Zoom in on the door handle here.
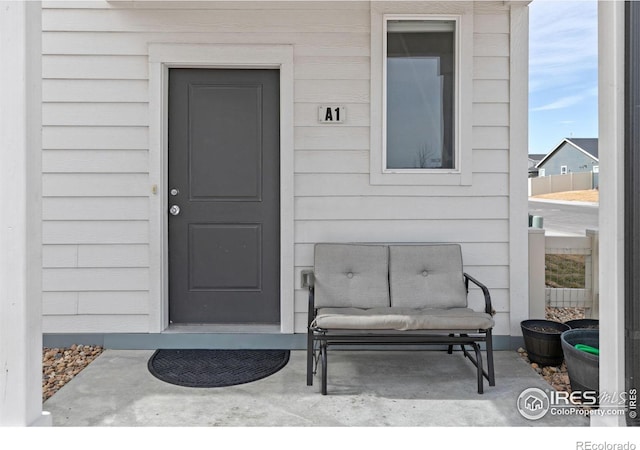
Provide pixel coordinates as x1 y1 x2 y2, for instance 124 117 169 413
169 205 181 216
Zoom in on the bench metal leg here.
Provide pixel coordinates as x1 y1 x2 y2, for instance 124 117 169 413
320 341 328 395
486 329 495 386
459 336 486 394
471 342 484 394
447 334 454 354
307 331 314 386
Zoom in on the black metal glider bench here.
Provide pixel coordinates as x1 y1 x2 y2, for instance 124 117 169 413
303 243 496 395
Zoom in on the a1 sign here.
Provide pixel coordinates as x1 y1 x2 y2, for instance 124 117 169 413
318 105 346 123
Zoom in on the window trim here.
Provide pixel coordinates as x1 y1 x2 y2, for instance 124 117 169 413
370 9 473 186
383 15 460 174
561 165 568 175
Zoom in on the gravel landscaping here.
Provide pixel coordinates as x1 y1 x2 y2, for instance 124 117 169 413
42 344 103 402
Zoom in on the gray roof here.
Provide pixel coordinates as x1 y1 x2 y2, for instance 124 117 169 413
567 138 598 159
528 153 547 162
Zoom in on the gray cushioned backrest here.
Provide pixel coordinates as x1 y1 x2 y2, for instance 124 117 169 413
314 244 390 308
389 244 467 309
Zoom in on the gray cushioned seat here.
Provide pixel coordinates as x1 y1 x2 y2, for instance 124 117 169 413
314 243 390 309
312 307 494 331
389 244 468 309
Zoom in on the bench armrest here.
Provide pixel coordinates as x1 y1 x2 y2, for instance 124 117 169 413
464 273 495 316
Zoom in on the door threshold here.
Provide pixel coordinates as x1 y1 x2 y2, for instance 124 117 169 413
165 324 282 334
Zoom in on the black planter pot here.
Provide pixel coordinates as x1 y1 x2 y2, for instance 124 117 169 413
561 329 599 395
521 319 570 366
565 319 599 330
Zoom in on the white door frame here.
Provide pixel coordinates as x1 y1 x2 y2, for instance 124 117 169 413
148 44 295 333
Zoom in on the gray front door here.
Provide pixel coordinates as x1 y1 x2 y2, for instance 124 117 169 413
168 69 280 325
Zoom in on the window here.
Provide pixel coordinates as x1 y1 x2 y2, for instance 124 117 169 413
539 168 546 177
592 165 599 173
370 11 473 186
561 165 568 175
385 19 457 171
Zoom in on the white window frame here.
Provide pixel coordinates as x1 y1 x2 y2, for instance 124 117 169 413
592 165 599 173
561 165 568 175
370 9 473 186
539 168 546 177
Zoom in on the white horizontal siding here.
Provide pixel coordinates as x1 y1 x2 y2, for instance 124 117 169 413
473 33 509 57
43 221 149 244
294 196 509 220
43 244 150 268
472 150 510 173
295 126 369 150
43 103 148 126
43 149 149 173
473 103 509 127
294 173 509 197
43 31 371 57
43 315 149 333
43 1 371 10
294 220 509 244
78 292 149 315
294 150 369 174
42 9 370 33
295 56 369 80
43 55 148 79
474 56 509 80
43 126 148 150
43 268 148 291
43 197 149 220
42 291 149 315
474 12 510 34
43 174 149 197
43 292 78 315
43 79 148 102
295 80 369 103
472 127 510 150
473 80 509 103
41 1 516 337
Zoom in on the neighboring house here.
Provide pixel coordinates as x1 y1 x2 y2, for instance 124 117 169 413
535 138 599 178
527 153 545 177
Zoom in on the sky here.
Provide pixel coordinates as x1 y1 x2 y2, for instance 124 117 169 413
528 0 598 155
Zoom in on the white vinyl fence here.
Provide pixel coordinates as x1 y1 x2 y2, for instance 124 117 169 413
528 228 599 319
529 172 596 196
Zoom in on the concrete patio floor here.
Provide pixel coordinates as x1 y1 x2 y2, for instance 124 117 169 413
42 349 590 427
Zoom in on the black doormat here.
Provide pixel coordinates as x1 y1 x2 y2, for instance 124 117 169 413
147 349 290 388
